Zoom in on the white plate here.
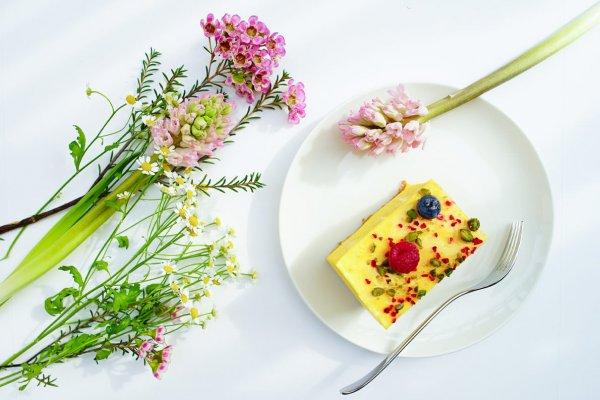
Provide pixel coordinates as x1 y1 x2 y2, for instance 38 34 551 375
278 83 553 356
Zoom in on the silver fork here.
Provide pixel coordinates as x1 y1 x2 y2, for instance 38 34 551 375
340 221 524 395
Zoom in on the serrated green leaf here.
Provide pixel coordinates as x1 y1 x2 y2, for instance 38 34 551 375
58 265 83 289
94 348 112 361
68 125 86 171
115 236 129 249
44 287 79 316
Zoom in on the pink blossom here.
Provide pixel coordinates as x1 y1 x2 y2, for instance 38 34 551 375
221 14 241 34
238 15 269 45
153 94 234 167
138 340 154 358
338 85 428 156
153 362 168 380
200 13 221 37
283 80 306 124
154 326 166 344
266 33 286 61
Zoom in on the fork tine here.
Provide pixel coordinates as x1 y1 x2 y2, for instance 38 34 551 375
496 222 519 269
499 221 523 272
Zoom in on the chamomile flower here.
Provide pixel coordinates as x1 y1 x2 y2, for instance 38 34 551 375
143 115 157 127
183 226 199 241
116 191 131 200
202 276 211 285
213 217 222 227
227 227 236 237
137 156 159 175
155 145 175 159
125 93 140 108
161 261 177 275
175 202 189 220
156 183 177 196
183 183 197 201
203 288 211 298
178 289 190 306
165 171 187 187
249 269 258 280
169 280 180 293
226 264 238 276
85 84 93 98
186 213 202 230
186 301 202 321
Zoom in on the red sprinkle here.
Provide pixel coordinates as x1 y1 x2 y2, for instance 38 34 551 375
448 237 454 243
473 237 483 245
449 215 455 220
421 274 429 278
413 220 420 226
372 233 377 238
420 223 427 229
365 279 371 284
451 222 457 227
434 232 439 237
392 318 397 323
442 257 449 264
432 246 438 252
370 259 377 267
445 200 452 206
436 214 444 221
398 224 403 228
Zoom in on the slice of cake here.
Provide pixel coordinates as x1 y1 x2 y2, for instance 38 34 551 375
326 180 486 329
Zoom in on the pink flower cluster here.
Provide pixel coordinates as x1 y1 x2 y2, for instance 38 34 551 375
338 85 428 156
282 80 306 124
151 93 233 167
137 326 173 379
201 13 286 103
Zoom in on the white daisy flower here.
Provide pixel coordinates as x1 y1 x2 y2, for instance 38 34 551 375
137 156 159 175
175 202 189 220
154 145 175 159
178 289 190 306
125 93 140 108
156 183 177 196
186 213 202 230
161 261 177 275
186 300 201 321
165 171 187 187
143 115 157 127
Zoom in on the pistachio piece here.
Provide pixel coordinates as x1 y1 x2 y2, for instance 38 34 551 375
417 289 427 298
467 218 480 232
460 228 473 242
386 288 396 297
415 237 423 248
405 231 422 242
395 303 404 311
418 188 431 196
444 268 453 277
429 258 441 267
369 243 376 253
371 287 385 296
406 209 418 222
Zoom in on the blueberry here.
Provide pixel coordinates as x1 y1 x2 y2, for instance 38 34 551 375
417 195 441 219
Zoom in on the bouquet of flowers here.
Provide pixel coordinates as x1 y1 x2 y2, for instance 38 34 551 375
0 13 305 390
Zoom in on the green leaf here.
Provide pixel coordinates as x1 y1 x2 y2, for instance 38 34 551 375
58 265 83 289
115 236 129 249
68 125 86 171
111 284 141 312
44 287 79 316
94 348 112 361
104 142 120 152
60 333 101 357
105 317 131 335
93 260 109 272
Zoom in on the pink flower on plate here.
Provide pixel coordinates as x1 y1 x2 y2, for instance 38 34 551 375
138 340 154 358
337 85 428 156
283 79 306 124
201 13 221 37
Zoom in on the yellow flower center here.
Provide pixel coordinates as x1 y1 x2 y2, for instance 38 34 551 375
188 214 199 227
180 292 189 303
203 276 210 284
160 146 171 156
170 281 179 292
126 94 137 105
163 264 174 274
190 306 199 319
175 177 186 185
178 208 187 218
140 161 153 172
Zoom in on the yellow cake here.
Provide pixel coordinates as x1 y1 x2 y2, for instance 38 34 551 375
326 180 486 329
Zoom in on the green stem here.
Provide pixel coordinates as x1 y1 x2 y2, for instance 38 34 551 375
417 2 600 123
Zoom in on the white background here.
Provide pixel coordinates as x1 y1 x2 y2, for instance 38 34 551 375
0 0 599 399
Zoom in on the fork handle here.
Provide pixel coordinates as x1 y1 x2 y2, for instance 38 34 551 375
340 291 468 395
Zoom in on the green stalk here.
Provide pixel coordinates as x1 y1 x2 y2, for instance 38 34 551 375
0 171 146 305
417 2 600 123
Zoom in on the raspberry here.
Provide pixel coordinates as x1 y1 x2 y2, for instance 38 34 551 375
388 241 420 274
